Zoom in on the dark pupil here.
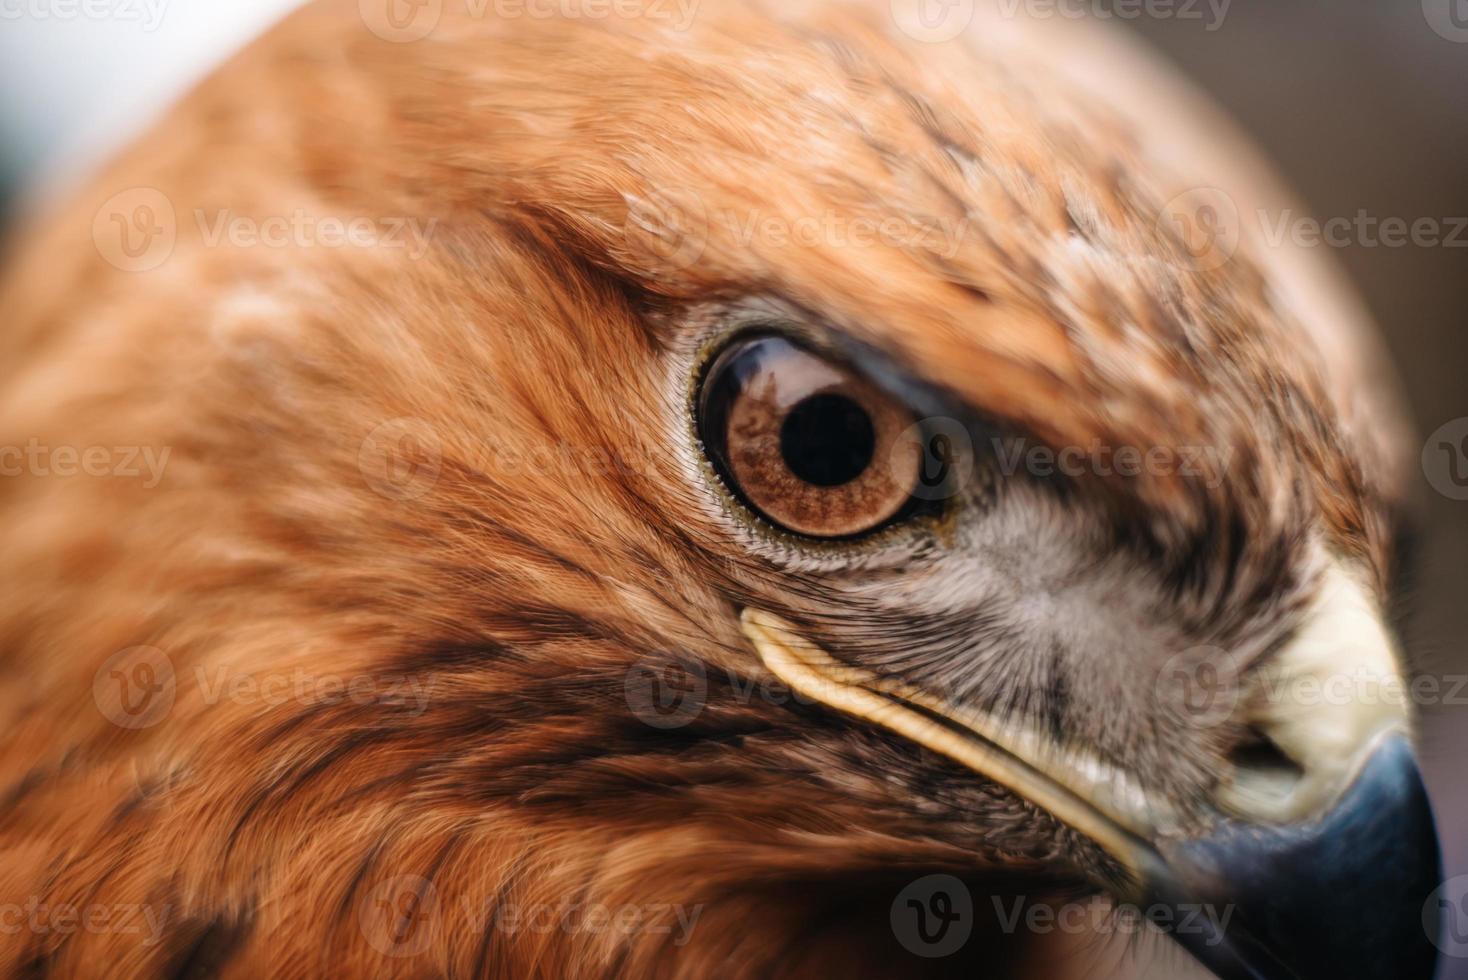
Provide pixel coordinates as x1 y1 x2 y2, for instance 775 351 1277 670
779 393 876 487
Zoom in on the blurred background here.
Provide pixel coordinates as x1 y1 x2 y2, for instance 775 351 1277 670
0 0 1463 975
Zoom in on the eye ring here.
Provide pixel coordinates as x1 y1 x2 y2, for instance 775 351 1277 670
697 334 925 539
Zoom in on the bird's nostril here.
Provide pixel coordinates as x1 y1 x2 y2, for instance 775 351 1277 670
1226 727 1306 811
1214 562 1414 826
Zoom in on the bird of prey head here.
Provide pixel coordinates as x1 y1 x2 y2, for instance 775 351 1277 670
0 1 1442 978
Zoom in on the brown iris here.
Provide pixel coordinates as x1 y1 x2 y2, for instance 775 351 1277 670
698 335 921 538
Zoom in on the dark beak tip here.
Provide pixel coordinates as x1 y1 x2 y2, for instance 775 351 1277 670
1153 734 1443 980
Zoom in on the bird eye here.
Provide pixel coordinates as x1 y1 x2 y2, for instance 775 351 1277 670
697 335 923 538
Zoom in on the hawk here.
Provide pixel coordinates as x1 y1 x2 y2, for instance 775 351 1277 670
0 1 1441 978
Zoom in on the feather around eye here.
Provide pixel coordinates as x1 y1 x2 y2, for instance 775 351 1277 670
698 334 921 538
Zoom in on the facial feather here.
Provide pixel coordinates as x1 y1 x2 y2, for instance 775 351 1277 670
0 1 1408 978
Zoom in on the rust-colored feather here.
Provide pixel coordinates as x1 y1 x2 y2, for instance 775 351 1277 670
0 2 1407 977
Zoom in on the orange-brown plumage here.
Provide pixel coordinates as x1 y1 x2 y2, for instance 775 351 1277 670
0 2 1427 978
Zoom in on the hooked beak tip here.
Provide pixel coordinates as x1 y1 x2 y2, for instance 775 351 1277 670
1150 734 1442 980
